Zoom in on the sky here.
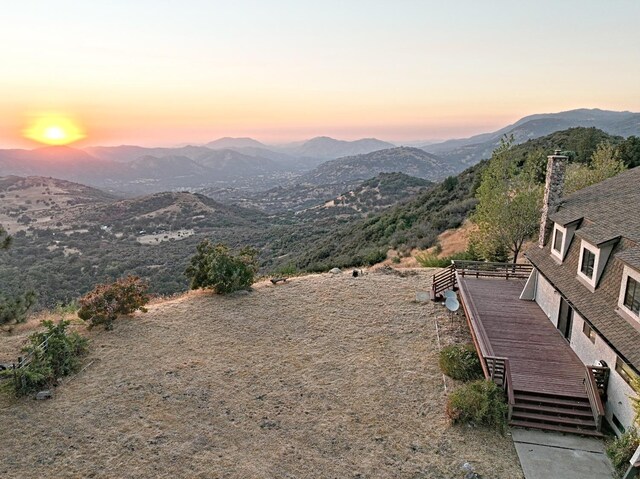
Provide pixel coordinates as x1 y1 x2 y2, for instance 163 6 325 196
1 0 639 148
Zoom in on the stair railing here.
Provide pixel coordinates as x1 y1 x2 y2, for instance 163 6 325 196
431 263 457 298
584 366 605 432
485 355 515 421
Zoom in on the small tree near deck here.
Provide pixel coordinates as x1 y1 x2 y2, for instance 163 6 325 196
472 137 542 264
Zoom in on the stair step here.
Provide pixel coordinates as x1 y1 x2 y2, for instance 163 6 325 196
513 403 594 418
514 393 591 409
511 411 596 427
510 420 604 438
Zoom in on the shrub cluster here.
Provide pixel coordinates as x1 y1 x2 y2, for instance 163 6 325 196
78 275 150 330
439 344 484 381
2 320 88 396
185 240 258 294
606 427 639 478
446 379 508 432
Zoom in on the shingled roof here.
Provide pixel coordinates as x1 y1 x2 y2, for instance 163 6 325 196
550 166 640 242
527 166 640 372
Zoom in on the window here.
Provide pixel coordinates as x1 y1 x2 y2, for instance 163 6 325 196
581 248 596 278
553 228 563 253
582 322 596 343
623 276 640 315
615 356 638 387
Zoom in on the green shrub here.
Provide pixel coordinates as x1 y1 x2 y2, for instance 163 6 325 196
363 249 387 266
272 261 299 277
2 319 88 396
78 275 150 330
446 380 508 432
606 427 639 478
391 256 401 264
439 344 484 381
185 240 258 294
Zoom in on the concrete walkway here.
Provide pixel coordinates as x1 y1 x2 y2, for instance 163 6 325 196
512 429 614 479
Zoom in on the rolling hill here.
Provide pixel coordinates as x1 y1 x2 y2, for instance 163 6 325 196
299 147 452 186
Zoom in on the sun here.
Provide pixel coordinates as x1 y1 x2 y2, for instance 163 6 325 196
23 114 86 146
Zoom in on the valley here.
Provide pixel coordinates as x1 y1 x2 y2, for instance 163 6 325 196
1 112 639 310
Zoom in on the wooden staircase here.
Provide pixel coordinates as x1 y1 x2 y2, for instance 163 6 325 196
509 390 603 437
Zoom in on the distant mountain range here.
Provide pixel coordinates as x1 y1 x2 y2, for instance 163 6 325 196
1 109 638 195
422 108 640 167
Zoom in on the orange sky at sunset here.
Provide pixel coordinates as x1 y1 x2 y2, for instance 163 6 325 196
1 1 639 148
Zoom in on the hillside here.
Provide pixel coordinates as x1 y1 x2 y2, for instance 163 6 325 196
300 147 452 186
0 180 270 306
280 126 640 272
298 173 433 220
0 271 523 479
0 176 118 233
423 108 640 168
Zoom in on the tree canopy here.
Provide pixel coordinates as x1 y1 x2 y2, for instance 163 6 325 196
564 142 627 194
471 137 543 264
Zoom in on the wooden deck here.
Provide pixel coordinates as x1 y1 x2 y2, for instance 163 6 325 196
457 276 588 398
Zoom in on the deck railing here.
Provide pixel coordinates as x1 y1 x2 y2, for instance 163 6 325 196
431 260 533 300
432 264 456 298
585 366 605 432
485 356 515 420
453 260 533 279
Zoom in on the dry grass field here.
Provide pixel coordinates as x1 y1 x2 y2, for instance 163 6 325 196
0 268 523 479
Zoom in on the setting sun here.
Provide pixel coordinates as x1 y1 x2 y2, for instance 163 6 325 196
22 114 86 146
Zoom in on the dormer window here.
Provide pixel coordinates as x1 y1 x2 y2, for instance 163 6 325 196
624 277 640 315
581 249 596 279
619 265 640 321
550 221 579 262
553 228 563 253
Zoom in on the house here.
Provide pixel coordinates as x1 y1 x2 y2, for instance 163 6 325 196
431 151 639 437
525 152 640 435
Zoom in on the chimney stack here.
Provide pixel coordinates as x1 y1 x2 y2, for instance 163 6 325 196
538 150 567 248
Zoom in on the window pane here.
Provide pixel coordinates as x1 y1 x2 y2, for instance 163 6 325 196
581 249 595 278
553 229 563 252
624 277 640 315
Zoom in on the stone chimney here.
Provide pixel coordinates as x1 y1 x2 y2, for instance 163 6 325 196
538 150 568 248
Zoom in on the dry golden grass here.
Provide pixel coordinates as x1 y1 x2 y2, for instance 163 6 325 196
0 269 523 479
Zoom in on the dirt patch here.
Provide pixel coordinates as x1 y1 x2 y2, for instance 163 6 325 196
0 270 522 479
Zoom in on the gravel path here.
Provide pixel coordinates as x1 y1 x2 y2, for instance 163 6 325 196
0 268 523 478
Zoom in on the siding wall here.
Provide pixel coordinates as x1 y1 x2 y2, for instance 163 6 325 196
534 270 638 433
535 272 561 327
570 312 638 433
